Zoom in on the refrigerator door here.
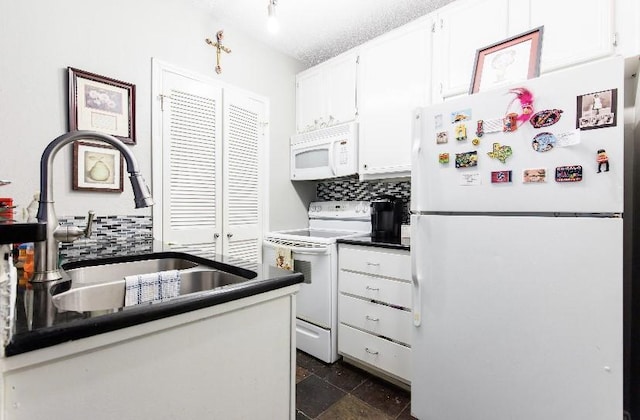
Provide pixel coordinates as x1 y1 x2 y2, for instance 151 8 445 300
411 214 623 420
411 57 624 214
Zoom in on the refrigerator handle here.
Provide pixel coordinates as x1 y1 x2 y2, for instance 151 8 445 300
410 217 422 327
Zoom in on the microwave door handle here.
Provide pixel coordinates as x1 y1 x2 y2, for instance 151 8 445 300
328 140 336 176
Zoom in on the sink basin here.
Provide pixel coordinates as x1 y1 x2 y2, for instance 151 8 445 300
51 254 256 313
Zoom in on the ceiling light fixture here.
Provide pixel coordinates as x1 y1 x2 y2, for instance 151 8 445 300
267 0 279 34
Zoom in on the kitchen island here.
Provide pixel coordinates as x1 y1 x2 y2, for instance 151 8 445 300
1 240 303 420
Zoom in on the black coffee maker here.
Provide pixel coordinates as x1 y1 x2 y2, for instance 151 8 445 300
370 195 403 241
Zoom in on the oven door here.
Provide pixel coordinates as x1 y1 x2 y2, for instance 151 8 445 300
263 239 335 328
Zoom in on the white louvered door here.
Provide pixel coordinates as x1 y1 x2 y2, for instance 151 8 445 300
153 61 266 262
160 71 223 253
222 90 265 263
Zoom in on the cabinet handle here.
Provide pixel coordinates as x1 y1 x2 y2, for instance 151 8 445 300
365 315 379 322
365 286 380 291
365 347 379 355
366 262 380 267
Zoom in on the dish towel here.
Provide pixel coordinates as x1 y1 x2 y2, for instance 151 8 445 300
124 270 181 306
275 247 293 271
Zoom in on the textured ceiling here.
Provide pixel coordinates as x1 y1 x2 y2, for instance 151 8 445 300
198 0 455 68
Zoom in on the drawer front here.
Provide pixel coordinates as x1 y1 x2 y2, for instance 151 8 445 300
339 270 411 309
339 245 410 280
339 294 412 345
338 324 411 383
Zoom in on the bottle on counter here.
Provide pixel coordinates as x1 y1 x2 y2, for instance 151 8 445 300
24 193 39 223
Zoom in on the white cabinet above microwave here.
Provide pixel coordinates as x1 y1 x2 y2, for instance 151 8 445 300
290 122 358 181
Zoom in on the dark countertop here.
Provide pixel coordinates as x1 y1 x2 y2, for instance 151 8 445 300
338 235 411 251
5 240 303 357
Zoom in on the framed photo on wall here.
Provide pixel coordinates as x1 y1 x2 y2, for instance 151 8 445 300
68 67 136 145
469 27 544 94
73 141 124 192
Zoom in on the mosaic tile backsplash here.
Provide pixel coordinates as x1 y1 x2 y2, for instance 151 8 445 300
317 179 411 224
59 215 153 260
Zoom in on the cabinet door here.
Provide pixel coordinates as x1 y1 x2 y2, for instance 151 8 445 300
222 89 266 263
159 69 223 251
323 52 358 126
296 68 325 132
530 0 613 72
434 0 510 99
358 20 431 178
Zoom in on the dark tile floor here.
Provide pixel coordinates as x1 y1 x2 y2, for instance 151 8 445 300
296 351 417 419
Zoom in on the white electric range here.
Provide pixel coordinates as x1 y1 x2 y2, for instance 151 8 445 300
263 201 371 363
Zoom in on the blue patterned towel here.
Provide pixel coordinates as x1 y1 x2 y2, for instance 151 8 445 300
124 270 181 306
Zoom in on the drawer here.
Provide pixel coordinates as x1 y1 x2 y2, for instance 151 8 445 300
339 294 412 345
339 270 411 309
339 245 410 280
338 324 411 383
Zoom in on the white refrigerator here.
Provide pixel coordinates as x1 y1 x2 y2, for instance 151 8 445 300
411 57 624 420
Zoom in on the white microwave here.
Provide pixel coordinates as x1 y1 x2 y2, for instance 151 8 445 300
290 122 358 181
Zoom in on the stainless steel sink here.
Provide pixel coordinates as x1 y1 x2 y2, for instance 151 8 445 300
51 255 256 313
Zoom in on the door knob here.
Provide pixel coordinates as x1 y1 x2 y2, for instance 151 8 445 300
214 233 220 239
227 233 233 238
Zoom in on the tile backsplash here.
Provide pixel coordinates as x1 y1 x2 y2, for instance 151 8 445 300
317 178 411 224
59 215 153 260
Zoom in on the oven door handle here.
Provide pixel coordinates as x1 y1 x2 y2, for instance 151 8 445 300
263 240 330 255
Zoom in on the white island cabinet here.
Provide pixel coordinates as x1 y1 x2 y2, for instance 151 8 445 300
338 244 412 386
0 285 298 420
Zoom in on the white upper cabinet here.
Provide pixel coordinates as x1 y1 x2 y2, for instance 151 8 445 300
529 0 614 72
296 51 358 133
432 0 511 99
433 0 616 100
358 18 431 179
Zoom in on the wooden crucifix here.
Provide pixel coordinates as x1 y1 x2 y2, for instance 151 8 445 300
205 30 232 74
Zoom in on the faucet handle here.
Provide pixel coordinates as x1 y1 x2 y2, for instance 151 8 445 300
83 210 95 238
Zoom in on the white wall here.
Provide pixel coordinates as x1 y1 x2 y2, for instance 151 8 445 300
0 0 312 231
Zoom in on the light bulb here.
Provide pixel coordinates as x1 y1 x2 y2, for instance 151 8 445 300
267 1 279 34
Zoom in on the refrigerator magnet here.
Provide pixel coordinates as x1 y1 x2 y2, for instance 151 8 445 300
483 118 503 133
523 168 547 183
555 131 581 148
503 113 518 132
596 149 610 173
439 153 450 164
459 172 481 186
531 132 556 153
455 123 468 141
472 138 481 146
530 109 563 128
476 120 484 137
436 131 449 144
451 109 472 123
491 170 512 183
487 143 513 163
555 165 583 182
434 114 443 129
576 89 617 130
455 151 478 168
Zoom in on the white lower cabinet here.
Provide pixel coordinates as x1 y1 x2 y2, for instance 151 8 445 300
0 286 299 420
338 244 412 384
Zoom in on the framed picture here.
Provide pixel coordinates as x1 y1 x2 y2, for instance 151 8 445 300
576 88 617 130
469 27 544 94
68 67 136 145
73 141 124 192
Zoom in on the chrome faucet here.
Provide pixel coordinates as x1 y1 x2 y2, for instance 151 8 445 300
31 131 154 283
